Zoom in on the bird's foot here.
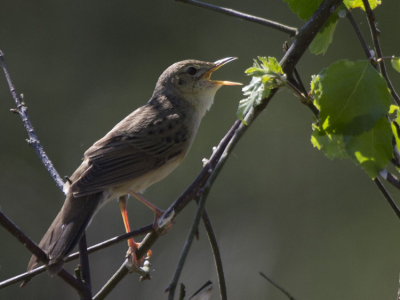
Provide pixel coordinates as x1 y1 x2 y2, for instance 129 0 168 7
125 245 152 280
126 240 152 267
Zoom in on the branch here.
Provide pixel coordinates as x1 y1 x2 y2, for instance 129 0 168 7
188 281 213 299
361 0 400 105
280 0 344 78
78 233 92 299
282 42 319 117
93 258 150 300
178 283 186 300
0 209 90 295
0 224 153 289
201 210 226 300
374 175 400 220
0 50 65 190
259 272 296 300
381 170 400 192
175 0 298 36
346 8 373 61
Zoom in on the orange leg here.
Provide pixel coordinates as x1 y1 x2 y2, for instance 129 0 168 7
118 195 151 266
128 190 165 230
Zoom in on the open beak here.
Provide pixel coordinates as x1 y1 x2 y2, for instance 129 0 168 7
205 57 242 86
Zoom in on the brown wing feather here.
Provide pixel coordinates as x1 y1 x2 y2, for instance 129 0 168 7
69 101 191 196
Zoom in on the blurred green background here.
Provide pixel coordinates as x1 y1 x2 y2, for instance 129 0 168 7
1 0 400 299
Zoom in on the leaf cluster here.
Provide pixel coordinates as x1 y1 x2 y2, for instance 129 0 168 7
311 60 392 178
237 57 284 123
238 0 399 179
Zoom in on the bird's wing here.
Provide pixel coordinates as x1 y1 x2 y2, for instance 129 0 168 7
69 103 190 196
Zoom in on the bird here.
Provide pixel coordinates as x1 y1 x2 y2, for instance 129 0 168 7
25 57 241 278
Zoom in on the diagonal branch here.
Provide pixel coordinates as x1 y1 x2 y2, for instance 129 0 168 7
0 50 65 190
0 224 153 289
280 0 344 78
0 209 90 296
201 209 226 300
175 0 297 36
78 233 92 299
260 272 296 300
346 8 373 61
375 175 400 220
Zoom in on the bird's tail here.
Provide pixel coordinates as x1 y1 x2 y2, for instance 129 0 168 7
26 193 102 277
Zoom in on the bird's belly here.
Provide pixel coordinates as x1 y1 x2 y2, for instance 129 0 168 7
110 156 185 198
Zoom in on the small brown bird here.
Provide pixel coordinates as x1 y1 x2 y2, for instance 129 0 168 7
26 57 240 276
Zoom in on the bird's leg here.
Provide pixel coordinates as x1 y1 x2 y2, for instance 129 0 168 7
118 195 151 267
128 191 166 231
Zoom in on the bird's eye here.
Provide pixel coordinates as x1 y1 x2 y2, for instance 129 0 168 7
186 67 197 75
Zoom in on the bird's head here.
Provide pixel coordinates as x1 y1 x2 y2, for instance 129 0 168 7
156 57 241 117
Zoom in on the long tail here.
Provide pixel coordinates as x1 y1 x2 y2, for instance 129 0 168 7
26 192 102 276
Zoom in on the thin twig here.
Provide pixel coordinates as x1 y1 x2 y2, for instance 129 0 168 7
282 75 319 117
0 224 153 289
188 281 212 299
293 68 307 97
259 272 296 300
379 169 400 190
178 283 186 300
0 209 89 294
175 0 297 36
58 269 90 298
374 177 400 220
361 0 400 105
282 42 319 117
78 233 92 299
0 50 65 190
346 8 373 61
202 210 227 300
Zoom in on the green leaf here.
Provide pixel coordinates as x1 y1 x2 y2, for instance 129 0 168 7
237 57 284 122
389 105 400 115
390 106 400 156
391 121 400 154
309 19 338 55
315 60 391 135
311 124 348 159
284 0 323 20
312 117 393 178
391 57 400 73
345 117 392 178
344 0 381 10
